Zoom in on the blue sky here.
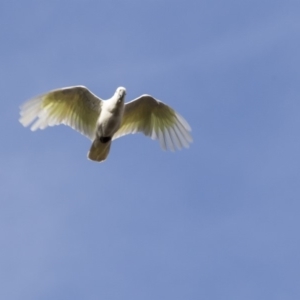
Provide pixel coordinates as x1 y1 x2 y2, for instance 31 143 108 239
1 0 300 299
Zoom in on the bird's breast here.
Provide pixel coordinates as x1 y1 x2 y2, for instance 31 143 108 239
97 108 123 137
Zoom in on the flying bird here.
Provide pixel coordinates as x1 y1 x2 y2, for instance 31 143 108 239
19 86 192 162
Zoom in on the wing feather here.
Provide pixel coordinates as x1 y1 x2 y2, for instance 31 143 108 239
113 95 192 150
19 86 101 140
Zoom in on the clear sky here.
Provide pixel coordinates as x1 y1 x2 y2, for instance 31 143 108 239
1 0 300 299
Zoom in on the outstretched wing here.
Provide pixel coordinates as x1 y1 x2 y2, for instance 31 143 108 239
113 95 192 151
19 86 101 140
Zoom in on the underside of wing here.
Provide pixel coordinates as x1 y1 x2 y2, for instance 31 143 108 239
19 86 101 140
113 95 192 151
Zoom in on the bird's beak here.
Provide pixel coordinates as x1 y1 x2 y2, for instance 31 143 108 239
119 90 125 99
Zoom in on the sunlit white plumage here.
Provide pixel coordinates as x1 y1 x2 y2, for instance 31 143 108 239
19 86 192 162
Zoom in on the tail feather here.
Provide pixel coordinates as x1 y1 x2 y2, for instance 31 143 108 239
88 139 111 162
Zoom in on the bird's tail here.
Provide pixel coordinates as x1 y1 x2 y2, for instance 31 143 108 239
88 139 112 162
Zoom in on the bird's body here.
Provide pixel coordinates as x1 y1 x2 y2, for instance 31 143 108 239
96 89 125 139
19 86 192 162
88 87 125 161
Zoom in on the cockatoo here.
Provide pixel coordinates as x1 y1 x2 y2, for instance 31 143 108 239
19 86 192 162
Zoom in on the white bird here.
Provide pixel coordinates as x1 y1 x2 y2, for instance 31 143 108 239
19 86 192 162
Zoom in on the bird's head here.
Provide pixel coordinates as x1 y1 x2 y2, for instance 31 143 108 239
115 87 126 104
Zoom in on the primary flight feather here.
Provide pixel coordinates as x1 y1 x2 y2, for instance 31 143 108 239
19 86 192 162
